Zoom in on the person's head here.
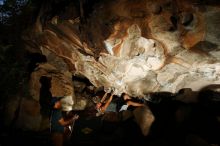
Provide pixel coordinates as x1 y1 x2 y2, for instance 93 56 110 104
121 93 131 100
51 97 63 109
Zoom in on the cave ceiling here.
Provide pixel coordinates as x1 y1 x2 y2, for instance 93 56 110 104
23 0 220 97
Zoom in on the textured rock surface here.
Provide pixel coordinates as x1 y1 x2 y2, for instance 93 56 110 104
29 63 75 111
23 0 220 97
133 105 155 136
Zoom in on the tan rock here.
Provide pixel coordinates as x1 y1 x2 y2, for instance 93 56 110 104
24 0 220 97
133 105 155 136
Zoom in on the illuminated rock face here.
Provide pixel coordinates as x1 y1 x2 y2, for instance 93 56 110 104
24 0 220 97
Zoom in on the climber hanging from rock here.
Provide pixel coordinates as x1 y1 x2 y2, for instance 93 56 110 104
94 87 145 117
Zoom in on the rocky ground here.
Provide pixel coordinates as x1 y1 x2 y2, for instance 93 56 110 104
1 96 220 146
